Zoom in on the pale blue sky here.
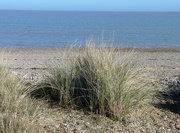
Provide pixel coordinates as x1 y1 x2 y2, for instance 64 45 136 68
0 0 180 12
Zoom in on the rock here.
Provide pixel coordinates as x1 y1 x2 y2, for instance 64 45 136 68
175 119 180 130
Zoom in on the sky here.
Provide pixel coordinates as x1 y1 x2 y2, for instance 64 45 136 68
0 0 180 12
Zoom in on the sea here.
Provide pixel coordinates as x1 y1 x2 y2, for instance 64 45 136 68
0 10 180 48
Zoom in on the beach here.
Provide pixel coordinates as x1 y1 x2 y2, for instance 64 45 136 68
1 48 180 78
1 9 180 133
0 47 180 88
0 48 180 132
2 48 180 66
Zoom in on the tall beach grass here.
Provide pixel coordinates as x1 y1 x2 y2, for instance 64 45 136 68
0 60 46 132
31 40 154 120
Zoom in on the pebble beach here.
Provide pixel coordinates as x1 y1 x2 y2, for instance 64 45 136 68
1 48 180 68
1 48 180 80
0 47 180 132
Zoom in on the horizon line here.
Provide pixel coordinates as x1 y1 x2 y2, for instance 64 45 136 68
0 9 180 13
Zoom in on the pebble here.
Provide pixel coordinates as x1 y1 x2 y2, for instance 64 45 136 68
22 72 43 84
175 119 180 130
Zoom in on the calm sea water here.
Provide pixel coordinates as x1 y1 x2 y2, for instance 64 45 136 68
0 10 180 48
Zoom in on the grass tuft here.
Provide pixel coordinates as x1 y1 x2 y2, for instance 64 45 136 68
0 64 46 132
31 40 154 120
70 44 153 119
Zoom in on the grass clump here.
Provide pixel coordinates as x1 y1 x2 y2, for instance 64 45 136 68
0 65 45 132
70 45 153 119
32 41 153 120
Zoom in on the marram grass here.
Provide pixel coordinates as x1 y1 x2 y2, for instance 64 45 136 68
0 65 46 132
70 45 153 119
31 42 154 120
